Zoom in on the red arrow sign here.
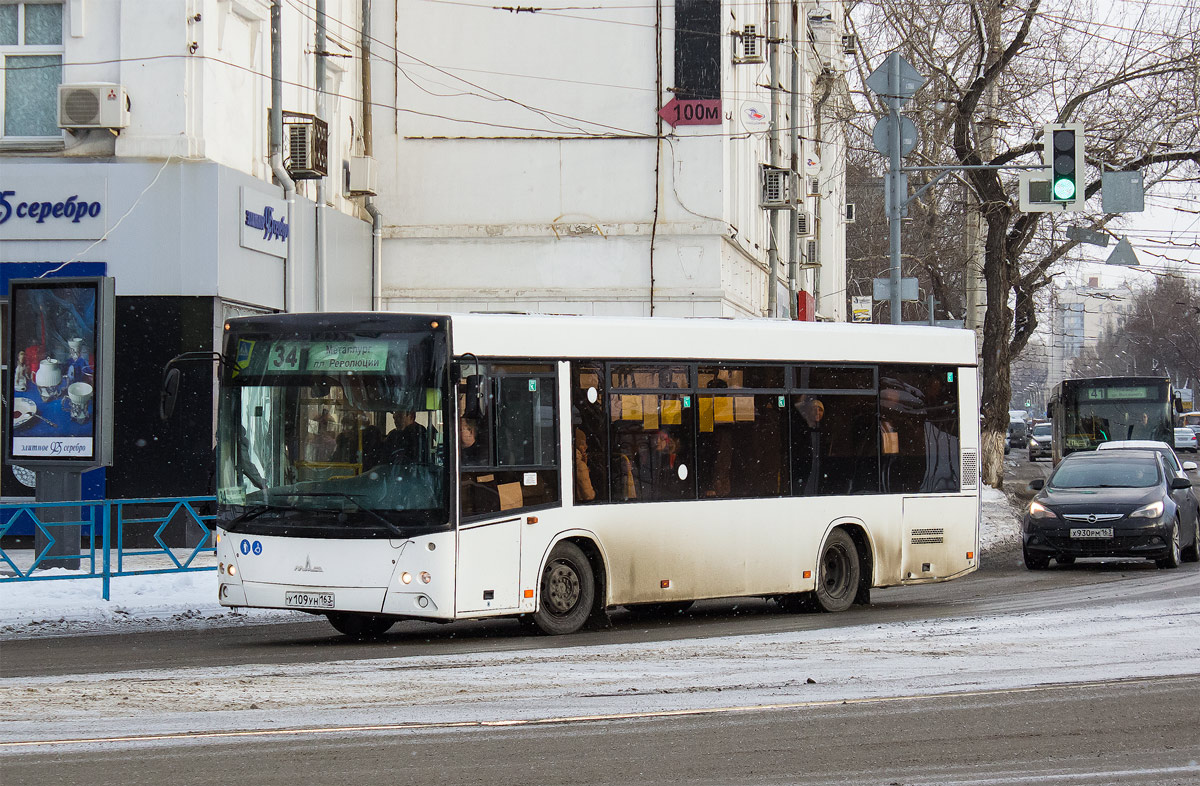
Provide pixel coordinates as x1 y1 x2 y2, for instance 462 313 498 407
658 98 722 127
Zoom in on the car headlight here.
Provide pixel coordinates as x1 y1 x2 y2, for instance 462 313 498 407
1130 500 1164 519
1028 500 1056 519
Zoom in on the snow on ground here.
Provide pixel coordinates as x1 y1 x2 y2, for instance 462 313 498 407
0 488 1023 638
4 488 1199 746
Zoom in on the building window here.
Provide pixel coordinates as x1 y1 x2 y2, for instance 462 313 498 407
0 2 63 138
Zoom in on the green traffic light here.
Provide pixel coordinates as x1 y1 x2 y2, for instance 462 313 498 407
1053 177 1076 200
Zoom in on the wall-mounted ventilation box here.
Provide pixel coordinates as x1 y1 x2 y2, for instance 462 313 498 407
347 156 378 196
284 112 329 179
841 34 857 54
796 210 812 236
733 25 765 63
58 83 129 129
761 166 801 210
845 203 857 223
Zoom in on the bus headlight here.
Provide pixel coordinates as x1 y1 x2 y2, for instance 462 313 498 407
401 571 412 584
227 564 237 576
420 571 432 584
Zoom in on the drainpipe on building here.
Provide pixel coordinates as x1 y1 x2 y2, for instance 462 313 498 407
270 0 296 312
362 0 383 311
787 0 800 320
315 0 328 311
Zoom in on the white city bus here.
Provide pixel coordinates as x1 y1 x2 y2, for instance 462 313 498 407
213 312 980 637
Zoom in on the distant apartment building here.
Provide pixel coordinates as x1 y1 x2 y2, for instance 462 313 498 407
1044 276 1134 388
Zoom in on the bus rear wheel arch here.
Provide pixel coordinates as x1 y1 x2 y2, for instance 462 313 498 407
813 528 863 613
532 540 602 635
778 526 869 614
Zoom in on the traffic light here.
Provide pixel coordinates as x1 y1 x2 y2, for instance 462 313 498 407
1044 123 1084 204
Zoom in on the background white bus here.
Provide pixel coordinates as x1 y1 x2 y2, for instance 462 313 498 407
213 313 981 637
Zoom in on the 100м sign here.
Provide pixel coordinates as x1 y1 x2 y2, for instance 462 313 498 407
658 98 723 127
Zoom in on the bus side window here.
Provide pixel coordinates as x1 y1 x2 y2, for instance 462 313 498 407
571 362 609 504
879 366 960 494
459 363 560 519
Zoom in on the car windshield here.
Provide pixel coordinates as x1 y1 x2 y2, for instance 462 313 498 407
1032 425 1051 438
1048 459 1159 489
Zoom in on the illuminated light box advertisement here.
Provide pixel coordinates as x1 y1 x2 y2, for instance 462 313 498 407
6 278 114 466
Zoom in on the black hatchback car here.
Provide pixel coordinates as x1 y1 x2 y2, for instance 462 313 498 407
1022 450 1200 569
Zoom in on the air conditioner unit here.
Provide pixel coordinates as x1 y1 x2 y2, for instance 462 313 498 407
806 238 819 264
284 113 329 179
796 209 813 236
841 34 857 54
347 156 377 196
760 166 800 210
734 25 765 63
808 176 821 197
58 83 129 130
845 203 857 223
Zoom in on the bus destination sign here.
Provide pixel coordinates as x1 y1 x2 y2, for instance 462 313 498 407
262 341 389 373
1086 386 1150 401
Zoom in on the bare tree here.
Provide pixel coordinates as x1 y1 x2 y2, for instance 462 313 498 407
847 0 1200 485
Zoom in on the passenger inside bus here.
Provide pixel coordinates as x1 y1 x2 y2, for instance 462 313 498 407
384 409 431 464
459 417 487 465
791 395 826 495
573 427 596 501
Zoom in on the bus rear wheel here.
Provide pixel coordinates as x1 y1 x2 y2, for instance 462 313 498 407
326 611 395 638
533 541 595 635
813 529 860 613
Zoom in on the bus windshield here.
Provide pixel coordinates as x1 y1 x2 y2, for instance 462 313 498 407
215 321 450 537
1062 380 1172 451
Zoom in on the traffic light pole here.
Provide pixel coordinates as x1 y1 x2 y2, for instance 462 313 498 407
886 105 904 324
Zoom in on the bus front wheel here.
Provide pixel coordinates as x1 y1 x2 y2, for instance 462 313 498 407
533 541 595 635
326 611 395 638
813 529 860 613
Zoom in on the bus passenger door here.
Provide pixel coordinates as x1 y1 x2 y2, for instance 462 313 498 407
456 515 523 613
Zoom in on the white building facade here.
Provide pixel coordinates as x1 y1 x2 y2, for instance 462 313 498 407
1 0 372 502
2 0 852 505
370 0 852 320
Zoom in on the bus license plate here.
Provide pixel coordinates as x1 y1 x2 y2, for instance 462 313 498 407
1070 528 1113 539
285 591 335 609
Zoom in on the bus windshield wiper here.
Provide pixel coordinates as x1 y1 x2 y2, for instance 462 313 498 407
284 492 405 538
226 503 279 530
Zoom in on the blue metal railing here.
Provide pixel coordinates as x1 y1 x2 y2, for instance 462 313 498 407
0 496 216 600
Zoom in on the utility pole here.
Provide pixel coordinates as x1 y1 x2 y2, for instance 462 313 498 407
787 0 800 319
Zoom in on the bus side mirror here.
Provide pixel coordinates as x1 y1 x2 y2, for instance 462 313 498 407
463 374 487 420
159 367 181 421
158 351 229 421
